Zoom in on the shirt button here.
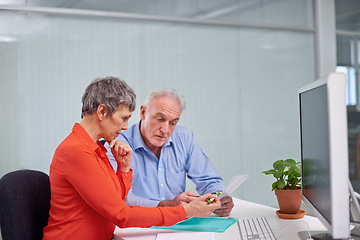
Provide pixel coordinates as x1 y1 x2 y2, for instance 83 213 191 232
159 168 162 171
161 184 164 187
162 197 165 200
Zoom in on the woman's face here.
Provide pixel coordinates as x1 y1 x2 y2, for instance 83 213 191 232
101 106 132 142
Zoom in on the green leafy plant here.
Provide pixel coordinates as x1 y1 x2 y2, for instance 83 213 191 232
262 159 301 191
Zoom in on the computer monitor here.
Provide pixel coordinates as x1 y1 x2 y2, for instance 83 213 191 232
299 72 351 239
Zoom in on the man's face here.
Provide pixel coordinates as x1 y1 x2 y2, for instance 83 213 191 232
101 106 132 142
140 96 181 151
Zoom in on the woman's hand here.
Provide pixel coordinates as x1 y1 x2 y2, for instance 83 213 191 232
109 139 132 172
183 193 221 218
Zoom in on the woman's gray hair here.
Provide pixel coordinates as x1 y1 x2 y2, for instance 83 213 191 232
144 89 186 112
81 76 136 118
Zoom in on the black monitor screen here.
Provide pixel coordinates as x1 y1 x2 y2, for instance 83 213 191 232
300 84 331 224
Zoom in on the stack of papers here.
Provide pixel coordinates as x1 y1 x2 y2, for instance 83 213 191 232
152 175 248 238
155 232 215 240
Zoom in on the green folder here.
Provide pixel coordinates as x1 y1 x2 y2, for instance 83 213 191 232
150 217 237 233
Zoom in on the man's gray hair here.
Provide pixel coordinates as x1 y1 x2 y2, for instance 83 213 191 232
81 76 136 118
144 88 186 112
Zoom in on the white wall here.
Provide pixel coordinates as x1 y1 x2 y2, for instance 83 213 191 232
0 1 316 208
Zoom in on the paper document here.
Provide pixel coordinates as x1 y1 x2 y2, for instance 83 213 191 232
155 232 215 240
218 175 249 199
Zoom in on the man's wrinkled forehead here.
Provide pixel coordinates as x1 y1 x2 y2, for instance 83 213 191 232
148 96 181 113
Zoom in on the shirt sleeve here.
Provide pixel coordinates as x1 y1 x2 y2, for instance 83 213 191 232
126 188 160 207
105 141 118 172
63 147 185 228
185 131 226 195
105 132 159 207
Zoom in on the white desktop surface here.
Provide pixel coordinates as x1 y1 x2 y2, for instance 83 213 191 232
113 198 327 240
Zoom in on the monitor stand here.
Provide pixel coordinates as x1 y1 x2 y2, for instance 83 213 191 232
299 182 360 240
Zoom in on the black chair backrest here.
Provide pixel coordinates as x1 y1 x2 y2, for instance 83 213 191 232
0 169 51 240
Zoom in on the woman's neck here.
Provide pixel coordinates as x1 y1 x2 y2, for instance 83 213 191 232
79 115 100 143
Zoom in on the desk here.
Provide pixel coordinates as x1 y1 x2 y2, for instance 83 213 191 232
113 198 327 240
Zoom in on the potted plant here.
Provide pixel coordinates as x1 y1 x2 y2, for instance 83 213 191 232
262 159 304 218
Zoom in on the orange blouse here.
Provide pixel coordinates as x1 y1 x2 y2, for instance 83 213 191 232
43 123 185 240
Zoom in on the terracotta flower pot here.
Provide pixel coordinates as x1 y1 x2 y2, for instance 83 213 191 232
275 188 302 214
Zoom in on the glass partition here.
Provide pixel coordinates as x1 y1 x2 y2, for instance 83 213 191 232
0 3 316 207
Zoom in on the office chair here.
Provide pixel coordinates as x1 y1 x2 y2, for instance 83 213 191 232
0 169 51 240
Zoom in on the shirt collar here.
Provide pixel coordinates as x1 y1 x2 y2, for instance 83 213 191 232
72 123 107 157
132 121 173 151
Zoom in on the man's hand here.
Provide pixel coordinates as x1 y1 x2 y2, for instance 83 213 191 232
109 139 132 172
158 191 198 207
213 196 234 217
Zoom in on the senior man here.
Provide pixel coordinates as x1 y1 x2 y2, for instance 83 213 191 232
106 89 233 216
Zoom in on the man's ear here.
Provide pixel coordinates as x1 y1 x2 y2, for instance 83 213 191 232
140 105 146 120
97 104 109 120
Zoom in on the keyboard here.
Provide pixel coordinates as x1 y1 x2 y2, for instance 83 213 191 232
237 217 277 240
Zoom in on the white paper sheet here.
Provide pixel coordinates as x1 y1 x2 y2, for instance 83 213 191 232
155 232 216 240
218 174 249 199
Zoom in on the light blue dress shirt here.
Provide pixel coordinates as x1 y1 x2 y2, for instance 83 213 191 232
105 121 225 207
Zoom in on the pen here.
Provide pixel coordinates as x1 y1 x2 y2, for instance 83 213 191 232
207 192 221 204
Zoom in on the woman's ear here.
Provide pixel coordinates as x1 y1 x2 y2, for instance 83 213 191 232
97 104 109 120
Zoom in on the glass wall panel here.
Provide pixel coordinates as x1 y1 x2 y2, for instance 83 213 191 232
0 8 315 207
236 29 315 205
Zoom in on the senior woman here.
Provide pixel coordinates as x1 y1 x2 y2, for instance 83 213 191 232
42 77 220 240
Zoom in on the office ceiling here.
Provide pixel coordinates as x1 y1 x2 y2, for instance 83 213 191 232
10 0 281 21
2 0 360 32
